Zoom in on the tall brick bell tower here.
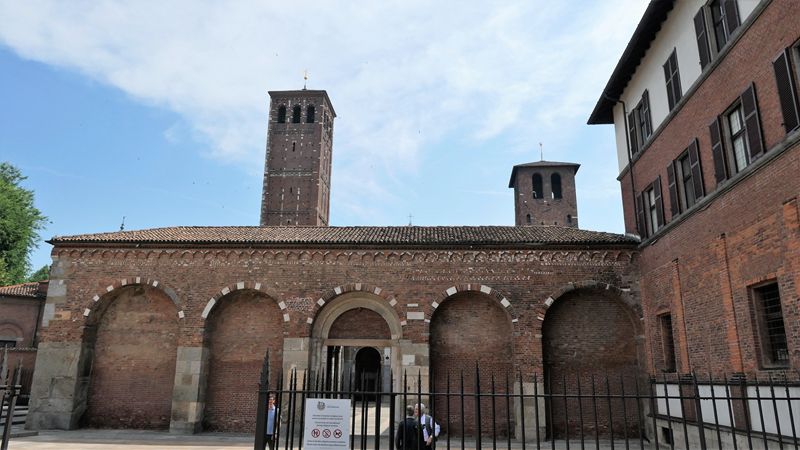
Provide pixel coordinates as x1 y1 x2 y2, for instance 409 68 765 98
509 160 580 228
260 90 336 226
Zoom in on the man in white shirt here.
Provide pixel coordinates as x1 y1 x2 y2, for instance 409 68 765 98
415 403 440 450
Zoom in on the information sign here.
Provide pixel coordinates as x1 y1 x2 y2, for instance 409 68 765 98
302 398 351 449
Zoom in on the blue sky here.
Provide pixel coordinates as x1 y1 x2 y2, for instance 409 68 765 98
0 1 647 274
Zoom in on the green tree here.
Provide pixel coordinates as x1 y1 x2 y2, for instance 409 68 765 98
0 163 47 285
27 264 50 282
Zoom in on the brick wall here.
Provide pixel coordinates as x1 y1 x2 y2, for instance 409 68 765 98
513 166 579 228
0 296 42 347
542 289 641 438
203 290 284 432
38 244 638 431
84 285 178 429
329 307 390 339
430 292 513 436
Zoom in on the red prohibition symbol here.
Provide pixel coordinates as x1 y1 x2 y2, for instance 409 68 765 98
322 429 332 438
311 429 321 438
334 429 342 438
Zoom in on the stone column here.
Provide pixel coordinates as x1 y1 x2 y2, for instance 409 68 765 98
25 341 87 430
514 380 545 442
283 337 309 387
169 346 208 433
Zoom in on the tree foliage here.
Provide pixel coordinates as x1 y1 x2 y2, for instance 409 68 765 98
0 163 47 285
27 264 50 282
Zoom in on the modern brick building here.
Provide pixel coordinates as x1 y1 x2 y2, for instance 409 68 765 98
589 0 799 444
25 88 643 438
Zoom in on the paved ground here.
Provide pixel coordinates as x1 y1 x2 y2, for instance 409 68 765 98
8 430 656 449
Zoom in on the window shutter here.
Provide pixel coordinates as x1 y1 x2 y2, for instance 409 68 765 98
666 162 679 217
627 110 639 155
688 138 705 200
642 90 652 137
709 118 727 184
663 61 676 111
635 193 646 237
654 176 665 228
773 49 800 134
694 8 711 69
741 83 764 160
723 0 740 36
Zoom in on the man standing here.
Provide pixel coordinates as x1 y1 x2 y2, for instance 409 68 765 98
415 403 440 450
264 394 277 450
395 405 424 450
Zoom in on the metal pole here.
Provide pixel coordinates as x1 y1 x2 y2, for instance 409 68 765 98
254 351 270 450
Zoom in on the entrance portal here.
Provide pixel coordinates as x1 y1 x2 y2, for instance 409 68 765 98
354 347 381 401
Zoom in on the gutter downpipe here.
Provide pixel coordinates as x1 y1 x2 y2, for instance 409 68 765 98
603 93 638 236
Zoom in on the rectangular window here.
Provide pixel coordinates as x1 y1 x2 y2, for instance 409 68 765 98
727 104 749 172
659 314 677 373
752 282 789 368
635 177 664 238
694 1 740 70
710 84 764 186
0 340 15 348
663 49 683 111
627 91 653 157
679 153 696 210
666 139 705 218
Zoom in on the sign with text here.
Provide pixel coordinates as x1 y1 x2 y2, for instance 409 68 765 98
302 398 351 449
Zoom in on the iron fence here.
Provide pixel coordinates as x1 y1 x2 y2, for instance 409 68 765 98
255 356 800 449
0 364 23 450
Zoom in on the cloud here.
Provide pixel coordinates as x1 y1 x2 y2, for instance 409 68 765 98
0 0 647 222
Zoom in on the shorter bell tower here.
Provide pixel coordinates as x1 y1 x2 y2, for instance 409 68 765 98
509 161 580 228
260 90 336 226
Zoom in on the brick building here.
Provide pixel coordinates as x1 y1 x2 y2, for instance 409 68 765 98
25 88 644 438
0 281 47 398
589 0 800 444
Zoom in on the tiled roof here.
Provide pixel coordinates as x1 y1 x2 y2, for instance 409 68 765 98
0 282 40 298
49 226 638 247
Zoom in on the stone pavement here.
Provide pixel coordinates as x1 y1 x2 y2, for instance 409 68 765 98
8 429 656 449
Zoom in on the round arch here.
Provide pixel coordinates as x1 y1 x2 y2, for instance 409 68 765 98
200 280 289 327
82 277 183 325
311 291 403 341
432 283 519 325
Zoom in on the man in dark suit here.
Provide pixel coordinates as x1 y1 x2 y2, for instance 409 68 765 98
395 405 424 450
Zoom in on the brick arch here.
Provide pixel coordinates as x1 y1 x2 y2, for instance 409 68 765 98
200 281 289 325
432 283 519 324
83 277 183 323
537 281 642 325
0 322 24 340
310 289 403 340
306 283 401 329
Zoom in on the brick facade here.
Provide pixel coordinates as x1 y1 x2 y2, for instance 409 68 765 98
614 0 800 377
510 162 580 228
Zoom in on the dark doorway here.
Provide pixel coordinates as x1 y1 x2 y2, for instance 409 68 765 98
354 347 381 401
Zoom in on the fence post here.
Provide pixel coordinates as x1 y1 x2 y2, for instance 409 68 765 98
254 351 271 450
0 364 21 450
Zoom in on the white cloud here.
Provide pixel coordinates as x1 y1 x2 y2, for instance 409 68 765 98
0 0 647 222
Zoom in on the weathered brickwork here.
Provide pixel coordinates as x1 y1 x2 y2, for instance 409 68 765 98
84 285 178 429
542 289 641 438
617 0 800 376
430 292 513 436
30 245 639 432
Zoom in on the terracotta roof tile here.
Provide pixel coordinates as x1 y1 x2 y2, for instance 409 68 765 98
49 226 638 247
0 282 40 298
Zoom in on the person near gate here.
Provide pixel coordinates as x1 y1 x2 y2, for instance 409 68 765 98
264 393 277 450
415 403 440 449
395 405 425 450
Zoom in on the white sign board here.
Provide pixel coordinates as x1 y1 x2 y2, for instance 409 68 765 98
303 398 351 449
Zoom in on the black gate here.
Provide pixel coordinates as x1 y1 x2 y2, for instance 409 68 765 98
254 353 800 450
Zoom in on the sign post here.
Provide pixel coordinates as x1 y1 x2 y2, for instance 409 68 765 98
302 398 351 450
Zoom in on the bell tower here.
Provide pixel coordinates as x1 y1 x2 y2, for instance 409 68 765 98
509 160 580 228
260 90 336 226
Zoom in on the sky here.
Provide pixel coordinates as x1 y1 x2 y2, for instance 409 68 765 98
0 1 648 275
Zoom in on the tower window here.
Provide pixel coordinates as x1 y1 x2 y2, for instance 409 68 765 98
532 174 543 199
567 214 572 224
277 105 287 123
526 214 531 224
551 173 562 199
307 105 316 123
292 105 302 123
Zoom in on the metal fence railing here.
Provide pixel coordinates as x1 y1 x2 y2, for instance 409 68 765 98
253 354 797 450
0 364 23 450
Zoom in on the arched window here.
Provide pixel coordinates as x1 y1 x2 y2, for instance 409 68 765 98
277 105 287 123
567 214 572 225
292 105 302 123
551 173 562 199
306 105 316 123
532 174 543 199
526 214 531 224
